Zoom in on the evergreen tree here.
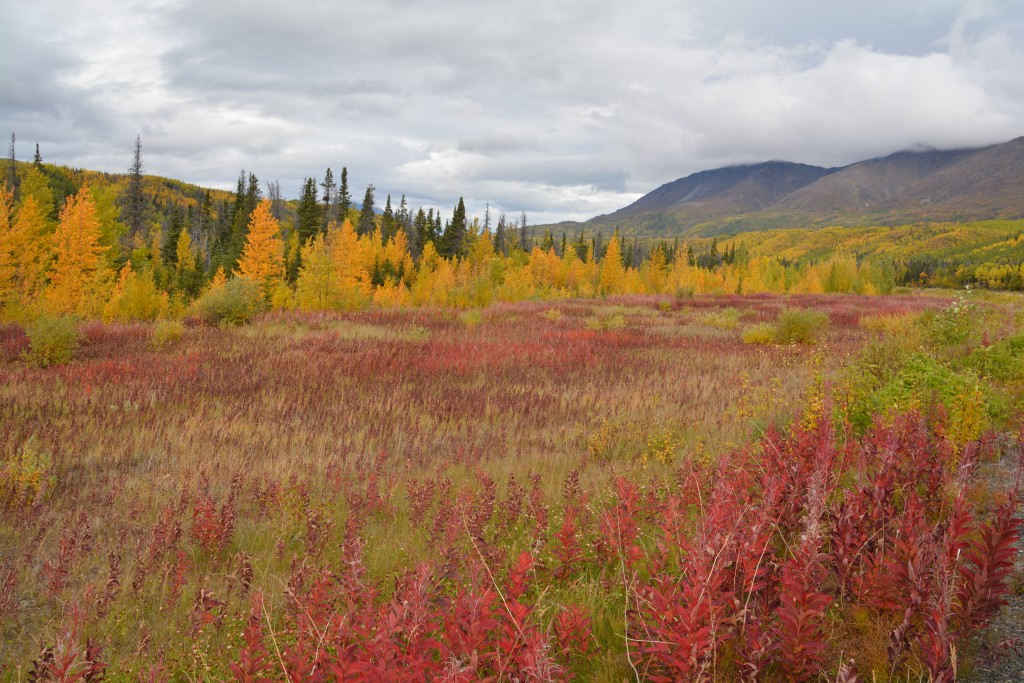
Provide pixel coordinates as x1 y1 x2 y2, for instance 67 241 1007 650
540 230 554 252
7 133 17 198
425 208 436 247
381 194 395 244
320 168 335 229
356 184 376 237
162 206 184 267
337 167 351 221
440 197 467 258
519 211 529 251
412 207 428 259
296 176 322 245
494 213 507 256
33 143 42 167
574 230 588 260
397 195 411 236
266 180 284 220
123 134 146 240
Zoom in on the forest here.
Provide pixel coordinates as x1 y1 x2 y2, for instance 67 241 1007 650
1 141 1023 681
4 140 1024 337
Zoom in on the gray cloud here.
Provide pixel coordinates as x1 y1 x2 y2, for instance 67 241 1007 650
2 0 1023 223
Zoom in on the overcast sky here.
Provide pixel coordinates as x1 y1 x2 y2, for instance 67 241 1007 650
3 0 1023 223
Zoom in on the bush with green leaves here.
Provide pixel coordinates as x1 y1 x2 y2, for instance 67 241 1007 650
774 308 829 345
193 277 265 327
924 294 975 348
24 315 79 367
961 334 1024 383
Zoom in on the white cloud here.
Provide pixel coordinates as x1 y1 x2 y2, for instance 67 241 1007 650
1 0 1022 222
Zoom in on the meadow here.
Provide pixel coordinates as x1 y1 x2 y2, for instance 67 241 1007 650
1 291 1022 681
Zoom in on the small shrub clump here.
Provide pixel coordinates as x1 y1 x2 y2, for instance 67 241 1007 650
24 315 79 367
587 313 626 331
0 437 53 510
193 277 264 327
742 323 776 345
152 319 186 349
774 307 829 345
698 307 740 330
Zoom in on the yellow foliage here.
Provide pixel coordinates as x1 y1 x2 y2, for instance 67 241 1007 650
1 437 53 511
209 266 227 292
235 198 284 295
104 262 167 322
598 235 626 295
373 279 411 308
45 188 109 315
295 232 342 310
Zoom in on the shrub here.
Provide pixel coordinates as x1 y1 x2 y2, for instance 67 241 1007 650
24 315 79 367
587 313 626 331
152 319 185 349
963 334 1024 382
541 308 563 323
193 277 264 327
270 283 296 311
775 308 829 345
104 265 167 322
925 294 975 348
460 310 482 329
742 323 776 345
858 313 916 336
698 307 740 330
1 436 53 510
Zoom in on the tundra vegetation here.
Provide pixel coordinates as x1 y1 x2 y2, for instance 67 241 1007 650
1 288 1022 681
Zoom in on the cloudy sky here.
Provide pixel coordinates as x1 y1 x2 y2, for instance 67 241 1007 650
3 0 1023 222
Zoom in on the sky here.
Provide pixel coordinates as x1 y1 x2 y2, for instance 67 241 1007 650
2 0 1023 223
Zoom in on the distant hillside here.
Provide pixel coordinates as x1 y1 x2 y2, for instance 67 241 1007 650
547 137 1024 238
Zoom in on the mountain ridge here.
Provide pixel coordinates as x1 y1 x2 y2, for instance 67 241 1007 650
550 136 1024 238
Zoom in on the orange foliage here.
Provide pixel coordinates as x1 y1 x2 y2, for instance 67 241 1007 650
45 188 108 314
235 199 284 295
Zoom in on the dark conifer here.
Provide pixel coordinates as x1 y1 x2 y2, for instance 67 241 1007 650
357 184 376 236
338 167 351 221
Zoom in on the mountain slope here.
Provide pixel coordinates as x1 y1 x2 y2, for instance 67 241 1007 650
563 137 1024 238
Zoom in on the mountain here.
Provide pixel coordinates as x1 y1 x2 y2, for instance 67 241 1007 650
555 137 1024 238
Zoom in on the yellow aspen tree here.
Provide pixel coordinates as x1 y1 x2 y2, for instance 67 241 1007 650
235 198 284 296
295 232 340 310
643 245 668 293
46 188 108 314
330 218 371 309
120 264 166 321
9 196 52 304
17 166 54 222
598 234 626 295
0 184 15 305
175 227 198 294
